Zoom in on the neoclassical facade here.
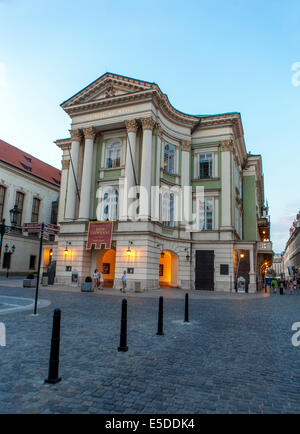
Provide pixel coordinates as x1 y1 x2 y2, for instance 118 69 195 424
50 73 272 292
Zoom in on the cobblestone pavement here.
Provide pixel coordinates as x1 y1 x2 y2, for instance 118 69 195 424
0 285 300 414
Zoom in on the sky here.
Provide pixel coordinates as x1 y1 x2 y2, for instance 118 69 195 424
0 0 299 252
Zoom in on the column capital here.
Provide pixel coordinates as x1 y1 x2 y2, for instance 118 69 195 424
125 119 138 133
62 159 70 170
181 140 191 151
220 140 234 152
157 123 163 139
69 129 82 141
82 126 97 140
141 117 155 131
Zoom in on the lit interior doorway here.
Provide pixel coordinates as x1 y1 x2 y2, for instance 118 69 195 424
159 250 178 288
96 248 116 287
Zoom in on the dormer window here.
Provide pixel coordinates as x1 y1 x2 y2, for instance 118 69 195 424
20 162 32 172
24 156 32 163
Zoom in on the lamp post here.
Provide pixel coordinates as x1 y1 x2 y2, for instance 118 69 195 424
235 251 245 292
0 206 20 269
4 244 16 278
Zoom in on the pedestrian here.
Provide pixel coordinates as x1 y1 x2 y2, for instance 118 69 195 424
98 271 104 290
93 269 99 290
271 279 277 294
121 270 127 293
289 280 294 295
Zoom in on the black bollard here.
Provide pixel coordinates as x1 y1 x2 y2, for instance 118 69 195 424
156 296 164 336
45 309 62 384
184 293 189 323
118 299 128 352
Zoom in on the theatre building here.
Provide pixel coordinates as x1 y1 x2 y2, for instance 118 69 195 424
50 73 272 292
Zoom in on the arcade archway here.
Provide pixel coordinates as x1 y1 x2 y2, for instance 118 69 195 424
159 250 178 288
96 248 116 287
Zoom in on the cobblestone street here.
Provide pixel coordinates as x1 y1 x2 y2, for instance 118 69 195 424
0 285 300 414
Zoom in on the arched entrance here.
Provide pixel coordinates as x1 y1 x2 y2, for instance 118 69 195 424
96 249 116 287
159 250 178 288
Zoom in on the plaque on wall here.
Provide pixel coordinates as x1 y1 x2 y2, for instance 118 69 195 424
127 268 134 274
102 263 110 275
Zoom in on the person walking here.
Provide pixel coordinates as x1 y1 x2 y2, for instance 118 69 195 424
98 271 104 290
289 280 294 295
121 270 127 293
93 269 99 290
271 279 277 294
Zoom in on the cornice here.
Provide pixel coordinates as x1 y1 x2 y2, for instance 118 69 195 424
55 138 71 150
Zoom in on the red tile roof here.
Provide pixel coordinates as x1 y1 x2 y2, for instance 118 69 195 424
0 139 61 187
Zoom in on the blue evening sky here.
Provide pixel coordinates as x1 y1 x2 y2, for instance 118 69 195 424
0 0 299 252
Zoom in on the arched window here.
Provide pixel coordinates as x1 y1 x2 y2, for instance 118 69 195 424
105 140 122 169
102 187 119 221
161 191 174 227
163 144 175 174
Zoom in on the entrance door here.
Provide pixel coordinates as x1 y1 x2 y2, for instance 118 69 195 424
195 250 214 291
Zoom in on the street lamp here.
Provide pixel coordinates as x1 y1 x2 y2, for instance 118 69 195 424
9 205 21 227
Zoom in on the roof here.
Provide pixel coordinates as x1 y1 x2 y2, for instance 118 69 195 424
0 139 61 188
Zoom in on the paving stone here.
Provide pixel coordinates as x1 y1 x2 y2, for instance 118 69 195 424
0 286 300 414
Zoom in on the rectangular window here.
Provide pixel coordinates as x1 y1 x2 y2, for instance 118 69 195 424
105 142 122 168
198 153 213 179
163 144 175 174
0 186 5 220
29 255 36 270
31 198 40 223
220 264 229 275
197 197 214 231
15 192 24 226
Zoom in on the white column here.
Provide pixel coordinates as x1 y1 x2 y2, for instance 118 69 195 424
181 140 191 227
249 245 257 293
65 129 81 220
220 140 233 229
79 127 96 220
124 119 138 194
123 119 138 220
58 159 69 222
140 117 155 220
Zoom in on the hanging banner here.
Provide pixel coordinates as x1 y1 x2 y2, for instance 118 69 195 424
86 221 113 250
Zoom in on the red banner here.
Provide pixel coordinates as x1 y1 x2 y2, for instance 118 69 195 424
86 221 113 250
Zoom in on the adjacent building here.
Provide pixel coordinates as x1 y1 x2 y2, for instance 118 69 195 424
0 139 61 276
283 212 300 280
49 73 272 292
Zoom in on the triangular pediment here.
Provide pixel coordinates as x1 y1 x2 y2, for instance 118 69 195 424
61 73 155 108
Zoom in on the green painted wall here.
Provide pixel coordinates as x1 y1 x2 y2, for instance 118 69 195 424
162 172 177 184
243 175 257 241
103 169 122 179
